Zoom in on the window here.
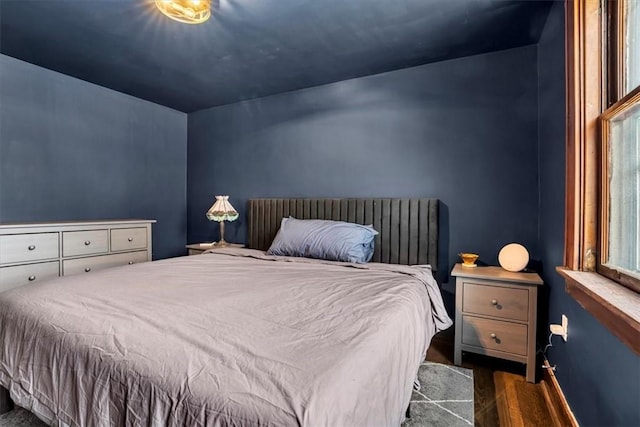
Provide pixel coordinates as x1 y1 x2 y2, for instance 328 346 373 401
599 1 640 293
564 0 640 355
623 1 640 93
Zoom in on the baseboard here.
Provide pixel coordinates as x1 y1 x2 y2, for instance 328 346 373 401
0 386 14 414
541 359 579 427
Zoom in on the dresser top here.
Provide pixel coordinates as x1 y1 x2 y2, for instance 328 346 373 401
0 219 156 230
451 263 543 285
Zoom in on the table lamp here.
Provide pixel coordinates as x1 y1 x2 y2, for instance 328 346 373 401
206 195 239 247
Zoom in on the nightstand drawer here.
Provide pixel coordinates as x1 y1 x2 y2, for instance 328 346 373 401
0 261 60 292
63 230 109 257
462 282 529 321
63 251 147 276
462 315 528 356
111 227 147 252
0 233 59 265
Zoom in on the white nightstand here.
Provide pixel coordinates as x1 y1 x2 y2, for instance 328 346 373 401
186 243 244 255
451 263 543 383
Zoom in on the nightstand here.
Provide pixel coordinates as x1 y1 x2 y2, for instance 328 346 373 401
186 243 244 255
451 263 543 383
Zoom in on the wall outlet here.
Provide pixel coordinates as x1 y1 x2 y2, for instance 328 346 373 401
550 314 568 342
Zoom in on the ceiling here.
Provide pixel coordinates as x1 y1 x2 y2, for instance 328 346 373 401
0 0 553 112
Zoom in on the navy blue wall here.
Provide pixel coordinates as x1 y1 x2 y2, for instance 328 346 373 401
0 55 188 260
538 3 639 425
188 45 540 289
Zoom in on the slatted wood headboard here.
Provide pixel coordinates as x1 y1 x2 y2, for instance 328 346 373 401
247 198 438 270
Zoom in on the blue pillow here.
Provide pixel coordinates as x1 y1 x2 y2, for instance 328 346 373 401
267 217 378 263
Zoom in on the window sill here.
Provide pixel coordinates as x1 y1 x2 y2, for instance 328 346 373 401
556 267 640 355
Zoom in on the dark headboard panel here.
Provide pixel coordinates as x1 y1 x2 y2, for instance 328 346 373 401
247 198 438 270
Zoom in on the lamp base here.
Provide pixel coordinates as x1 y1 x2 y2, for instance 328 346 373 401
211 239 230 247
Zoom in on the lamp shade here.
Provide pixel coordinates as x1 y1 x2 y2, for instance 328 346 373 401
206 196 239 222
498 243 529 272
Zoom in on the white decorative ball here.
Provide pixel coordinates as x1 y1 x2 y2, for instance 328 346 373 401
498 243 529 272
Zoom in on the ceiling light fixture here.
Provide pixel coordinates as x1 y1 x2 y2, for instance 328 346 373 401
155 0 213 24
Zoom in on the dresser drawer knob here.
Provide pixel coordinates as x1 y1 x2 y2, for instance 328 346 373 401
490 333 497 339
128 261 134 265
28 275 36 281
84 240 91 246
28 245 36 251
128 237 133 242
84 267 91 272
491 299 498 305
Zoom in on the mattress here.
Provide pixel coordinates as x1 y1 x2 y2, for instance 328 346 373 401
0 248 452 426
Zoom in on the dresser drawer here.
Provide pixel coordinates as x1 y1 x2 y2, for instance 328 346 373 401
0 261 60 292
110 227 147 252
63 251 148 276
462 315 528 356
462 282 529 321
62 230 108 257
0 233 59 265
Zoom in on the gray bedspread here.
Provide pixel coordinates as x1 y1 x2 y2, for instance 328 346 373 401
0 248 452 426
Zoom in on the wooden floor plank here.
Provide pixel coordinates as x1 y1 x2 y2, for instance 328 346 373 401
471 365 500 427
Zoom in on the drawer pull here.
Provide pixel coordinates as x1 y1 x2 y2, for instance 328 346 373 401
128 261 134 265
84 267 91 273
490 333 497 339
128 237 133 242
28 245 36 251
84 240 91 246
491 299 498 305
28 275 36 281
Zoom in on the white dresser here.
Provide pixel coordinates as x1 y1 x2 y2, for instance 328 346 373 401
0 220 155 293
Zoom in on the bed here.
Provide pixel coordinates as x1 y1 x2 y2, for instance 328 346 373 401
0 198 452 426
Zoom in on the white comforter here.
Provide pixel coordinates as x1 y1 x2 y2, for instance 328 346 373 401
0 248 452 426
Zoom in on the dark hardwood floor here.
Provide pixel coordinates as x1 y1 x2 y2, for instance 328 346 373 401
426 328 555 427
